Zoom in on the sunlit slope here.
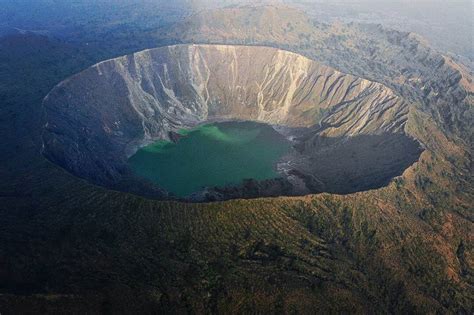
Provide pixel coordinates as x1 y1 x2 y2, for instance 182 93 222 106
166 5 472 142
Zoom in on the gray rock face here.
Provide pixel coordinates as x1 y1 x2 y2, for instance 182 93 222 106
42 44 415 193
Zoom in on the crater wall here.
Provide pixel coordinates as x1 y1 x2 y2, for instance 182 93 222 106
42 44 417 195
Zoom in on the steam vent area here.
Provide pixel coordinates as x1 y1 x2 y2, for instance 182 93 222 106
42 44 423 201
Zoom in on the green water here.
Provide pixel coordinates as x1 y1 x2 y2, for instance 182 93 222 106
128 121 291 197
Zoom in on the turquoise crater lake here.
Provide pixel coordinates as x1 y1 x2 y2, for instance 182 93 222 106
127 121 291 197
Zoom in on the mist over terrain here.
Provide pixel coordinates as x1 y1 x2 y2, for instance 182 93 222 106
1 0 472 60
292 0 473 61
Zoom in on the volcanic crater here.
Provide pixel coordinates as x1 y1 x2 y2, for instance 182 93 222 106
42 44 423 201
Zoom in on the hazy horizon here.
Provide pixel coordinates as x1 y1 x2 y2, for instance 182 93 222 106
1 0 472 60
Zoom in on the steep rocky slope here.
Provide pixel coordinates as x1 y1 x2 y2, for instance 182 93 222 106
42 44 417 197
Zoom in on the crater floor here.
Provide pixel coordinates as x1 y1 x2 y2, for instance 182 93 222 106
127 121 291 198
